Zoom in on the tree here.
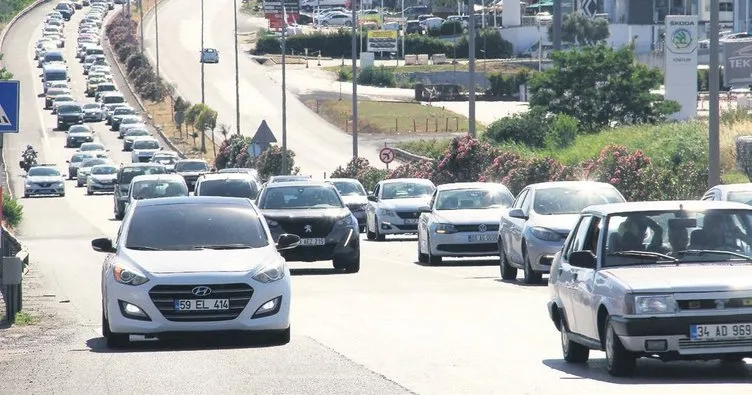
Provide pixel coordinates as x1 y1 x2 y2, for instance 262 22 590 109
0 54 12 80
547 13 609 46
195 106 218 156
528 45 678 132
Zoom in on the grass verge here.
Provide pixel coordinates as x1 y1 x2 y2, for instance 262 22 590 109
305 99 483 135
14 311 37 325
143 99 220 163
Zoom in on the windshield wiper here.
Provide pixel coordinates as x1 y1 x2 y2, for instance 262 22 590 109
191 244 253 250
126 245 162 251
675 249 752 262
606 250 677 261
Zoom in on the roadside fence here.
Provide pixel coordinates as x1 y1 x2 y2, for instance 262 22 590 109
343 117 466 134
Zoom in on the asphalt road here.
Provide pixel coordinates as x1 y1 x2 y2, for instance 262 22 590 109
141 0 383 175
1 3 751 394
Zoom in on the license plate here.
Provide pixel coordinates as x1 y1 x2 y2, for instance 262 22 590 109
468 234 496 242
174 299 229 311
404 219 419 225
690 323 752 341
299 238 326 246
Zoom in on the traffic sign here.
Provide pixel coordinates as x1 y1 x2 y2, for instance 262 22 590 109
0 80 20 133
251 120 277 144
379 147 395 164
247 143 262 158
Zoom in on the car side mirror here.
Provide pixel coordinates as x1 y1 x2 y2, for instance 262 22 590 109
276 233 300 251
508 208 528 220
65 160 70 163
91 237 115 253
367 195 378 202
569 250 596 269
418 205 431 213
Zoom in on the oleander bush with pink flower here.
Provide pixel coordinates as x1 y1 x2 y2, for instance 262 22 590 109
215 135 299 179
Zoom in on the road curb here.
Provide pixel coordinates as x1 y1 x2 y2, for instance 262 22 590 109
103 8 186 158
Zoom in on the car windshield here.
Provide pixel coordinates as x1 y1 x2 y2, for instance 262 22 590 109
115 108 134 115
55 96 73 102
131 180 188 200
119 166 166 184
28 167 60 177
534 187 624 215
603 209 752 266
121 117 139 124
381 181 434 200
83 103 100 110
58 104 81 114
127 130 149 137
435 187 514 210
69 126 90 133
175 161 209 172
332 180 366 196
92 166 117 175
71 154 93 163
152 156 176 165
260 185 343 209
45 71 67 81
82 159 107 167
133 140 159 149
80 144 104 151
102 95 125 104
199 179 258 199
726 191 752 206
125 204 269 250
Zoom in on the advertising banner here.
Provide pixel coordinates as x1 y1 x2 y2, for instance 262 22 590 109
366 30 398 52
664 15 699 121
722 39 752 87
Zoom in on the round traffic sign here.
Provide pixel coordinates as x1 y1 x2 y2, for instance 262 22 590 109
379 147 395 164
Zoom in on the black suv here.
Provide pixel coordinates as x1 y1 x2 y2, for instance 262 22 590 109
113 163 167 220
174 159 210 192
57 103 84 130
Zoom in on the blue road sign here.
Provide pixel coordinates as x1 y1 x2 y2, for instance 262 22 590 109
0 80 20 133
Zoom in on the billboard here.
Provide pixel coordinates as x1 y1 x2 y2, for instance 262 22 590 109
263 0 299 29
722 39 752 87
664 15 699 121
366 30 398 52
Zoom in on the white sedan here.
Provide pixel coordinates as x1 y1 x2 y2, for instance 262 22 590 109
92 196 300 348
417 182 514 265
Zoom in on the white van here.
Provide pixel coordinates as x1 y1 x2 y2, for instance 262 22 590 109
42 64 69 93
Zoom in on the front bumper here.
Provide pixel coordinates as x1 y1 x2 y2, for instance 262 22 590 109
25 184 65 196
272 227 359 262
58 117 83 128
89 181 116 192
611 314 752 358
524 235 564 273
429 231 499 257
375 214 420 235
83 112 102 121
105 273 291 334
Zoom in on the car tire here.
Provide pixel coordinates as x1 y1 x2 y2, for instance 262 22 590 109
560 315 589 363
426 236 442 265
333 256 360 273
23 193 29 198
102 310 129 349
604 316 636 377
86 188 93 195
418 233 428 263
522 246 542 284
499 241 517 280
60 193 65 197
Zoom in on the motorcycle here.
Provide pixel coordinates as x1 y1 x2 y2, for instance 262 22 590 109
19 147 38 172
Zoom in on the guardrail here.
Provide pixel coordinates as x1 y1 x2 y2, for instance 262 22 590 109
390 146 434 163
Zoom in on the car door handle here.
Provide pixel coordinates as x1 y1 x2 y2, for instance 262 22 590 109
572 272 578 281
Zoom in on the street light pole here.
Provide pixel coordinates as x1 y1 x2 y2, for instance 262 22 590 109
351 0 358 158
468 5 476 138
281 13 289 174
155 0 160 78
552 0 562 50
234 0 241 136
709 0 721 186
401 0 405 60
139 0 144 53
200 0 206 104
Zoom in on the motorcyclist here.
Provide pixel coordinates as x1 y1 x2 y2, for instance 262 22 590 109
19 145 38 171
22 145 37 158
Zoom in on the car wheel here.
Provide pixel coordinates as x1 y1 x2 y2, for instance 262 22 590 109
499 240 517 280
102 310 129 349
373 216 386 241
560 315 589 363
23 193 29 198
366 219 376 240
426 235 442 265
333 256 360 273
604 316 636 377
86 188 93 195
522 246 542 284
417 231 428 263
115 205 124 220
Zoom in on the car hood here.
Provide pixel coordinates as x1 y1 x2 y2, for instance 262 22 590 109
602 265 752 293
122 246 280 274
262 208 351 220
27 176 63 183
528 213 580 234
90 174 116 182
434 208 506 224
378 197 432 210
341 195 368 206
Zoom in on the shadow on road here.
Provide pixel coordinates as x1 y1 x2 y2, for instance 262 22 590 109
542 358 752 384
493 278 548 287
86 333 285 353
290 268 344 276
366 237 418 243
414 259 498 268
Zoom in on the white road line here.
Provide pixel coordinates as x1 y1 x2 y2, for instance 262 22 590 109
27 22 53 160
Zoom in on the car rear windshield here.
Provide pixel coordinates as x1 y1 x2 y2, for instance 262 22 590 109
198 179 258 199
533 187 625 215
130 180 188 199
92 166 117 175
118 166 166 184
727 191 752 205
44 53 64 62
102 95 125 104
83 103 101 110
331 180 366 196
71 154 93 162
97 85 116 91
45 71 67 81
125 204 269 250
436 187 514 210
175 161 209 172
82 158 107 167
58 104 82 114
260 185 343 209
81 144 105 151
115 108 134 115
87 48 104 55
133 140 159 149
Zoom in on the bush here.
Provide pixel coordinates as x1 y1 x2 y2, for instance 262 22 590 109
439 21 463 36
431 135 499 184
484 110 551 148
697 67 728 92
330 157 387 191
487 69 530 97
546 114 579 149
580 145 654 201
105 17 165 101
455 29 513 59
254 146 300 178
480 154 574 195
2 193 23 228
357 66 396 87
215 135 252 169
386 159 436 180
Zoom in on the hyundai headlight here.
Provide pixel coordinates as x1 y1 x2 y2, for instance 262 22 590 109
434 223 457 234
377 207 396 217
113 264 149 286
337 215 355 227
530 227 562 242
252 260 286 283
633 295 677 315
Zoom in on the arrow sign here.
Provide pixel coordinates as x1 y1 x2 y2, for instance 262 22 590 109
251 120 277 144
379 147 395 164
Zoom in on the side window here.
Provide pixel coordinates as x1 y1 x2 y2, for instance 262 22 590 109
372 184 380 199
521 190 532 213
429 190 438 209
513 189 528 209
582 216 602 254
564 216 593 260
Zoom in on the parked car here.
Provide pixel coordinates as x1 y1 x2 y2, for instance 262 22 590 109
701 183 752 205
547 200 752 377
499 181 626 284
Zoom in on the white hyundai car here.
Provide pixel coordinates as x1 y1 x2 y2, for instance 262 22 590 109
92 196 300 348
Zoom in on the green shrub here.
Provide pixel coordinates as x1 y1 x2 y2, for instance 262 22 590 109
337 67 352 81
697 67 728 92
3 193 23 228
439 21 463 36
106 17 165 101
0 0 36 23
484 110 550 148
357 66 396 87
455 29 513 59
546 114 579 149
487 69 530 97
396 139 451 159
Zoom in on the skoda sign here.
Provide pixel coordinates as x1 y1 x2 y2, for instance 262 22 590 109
664 15 698 121
671 29 692 50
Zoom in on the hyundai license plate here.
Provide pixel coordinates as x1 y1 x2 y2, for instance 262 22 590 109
468 234 496 242
690 323 752 341
404 219 419 225
299 238 326 246
174 299 229 311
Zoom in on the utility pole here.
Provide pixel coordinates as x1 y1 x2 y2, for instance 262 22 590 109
709 0 721 187
200 0 206 104
139 0 144 53
467 5 476 137
401 0 405 60
281 10 289 174
234 0 241 135
155 0 160 78
351 0 359 158
552 0 562 50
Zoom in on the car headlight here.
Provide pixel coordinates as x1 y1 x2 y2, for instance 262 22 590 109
24 181 32 187
434 223 457 234
252 260 286 283
376 207 396 217
633 295 677 315
113 264 149 286
54 182 63 187
530 227 562 242
336 215 355 227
